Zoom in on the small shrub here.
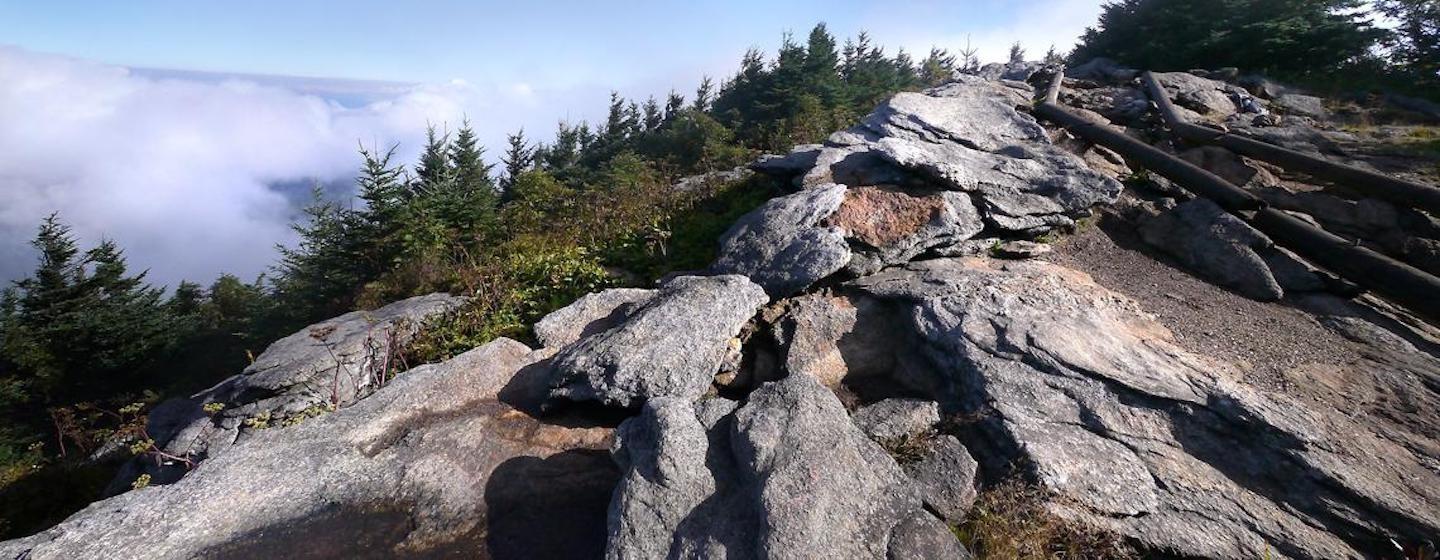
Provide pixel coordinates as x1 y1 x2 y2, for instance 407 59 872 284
957 479 1136 560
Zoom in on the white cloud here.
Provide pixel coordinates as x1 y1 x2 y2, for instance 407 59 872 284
899 0 1109 64
0 46 532 288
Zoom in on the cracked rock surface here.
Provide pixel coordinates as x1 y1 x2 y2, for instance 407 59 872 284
849 257 1440 559
547 275 768 408
606 374 954 560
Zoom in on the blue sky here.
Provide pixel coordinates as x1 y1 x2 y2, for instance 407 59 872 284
0 0 1108 287
0 1 1105 85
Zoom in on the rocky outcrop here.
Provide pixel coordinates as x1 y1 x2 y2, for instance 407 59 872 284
2 338 617 560
1152 71 1242 117
1138 198 1285 300
849 258 1440 559
606 374 959 559
1271 93 1327 119
1066 57 1138 83
826 186 984 275
547 275 768 408
13 66 1436 560
709 184 851 298
534 288 656 349
761 76 1121 238
113 293 465 489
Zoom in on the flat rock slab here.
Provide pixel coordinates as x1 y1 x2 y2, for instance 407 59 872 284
1 338 617 560
851 257 1440 559
548 275 768 408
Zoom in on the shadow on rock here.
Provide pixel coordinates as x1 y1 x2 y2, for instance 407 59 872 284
483 450 620 560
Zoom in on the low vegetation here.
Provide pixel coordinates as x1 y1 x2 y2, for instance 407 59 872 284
956 479 1137 560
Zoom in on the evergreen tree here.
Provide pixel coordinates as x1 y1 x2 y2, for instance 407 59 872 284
893 48 918 87
1070 0 1380 78
693 77 714 112
2 216 181 404
802 23 845 106
1377 0 1440 92
1044 45 1066 65
448 120 496 202
642 97 663 132
1009 42 1027 64
958 36 981 73
603 92 628 144
414 125 452 195
501 129 535 195
539 121 582 175
663 91 685 125
920 48 957 86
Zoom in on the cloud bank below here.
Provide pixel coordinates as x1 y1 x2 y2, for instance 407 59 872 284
0 46 538 288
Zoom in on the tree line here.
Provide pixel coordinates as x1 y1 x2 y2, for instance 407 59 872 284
1071 0 1439 99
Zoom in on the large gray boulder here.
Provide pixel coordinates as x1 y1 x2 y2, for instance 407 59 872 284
850 258 1440 559
1271 93 1327 119
1152 72 1242 117
826 187 984 276
808 77 1122 234
1067 58 1139 83
731 374 936 559
750 144 822 177
126 293 465 487
709 184 852 298
851 398 940 443
534 288 656 349
903 435 979 524
200 293 465 409
605 397 752 560
1138 198 1285 301
2 338 619 560
605 374 962 559
548 275 768 408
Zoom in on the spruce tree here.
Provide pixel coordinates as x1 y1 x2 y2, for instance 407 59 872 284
920 48 957 86
663 91 685 125
3 217 180 404
448 120 496 201
1009 42 1027 64
501 129 535 195
693 77 714 112
1070 0 1379 78
642 97 663 133
414 125 452 195
802 23 844 106
1377 0 1439 93
603 92 627 144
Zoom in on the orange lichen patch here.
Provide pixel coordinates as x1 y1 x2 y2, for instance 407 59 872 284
826 186 944 248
